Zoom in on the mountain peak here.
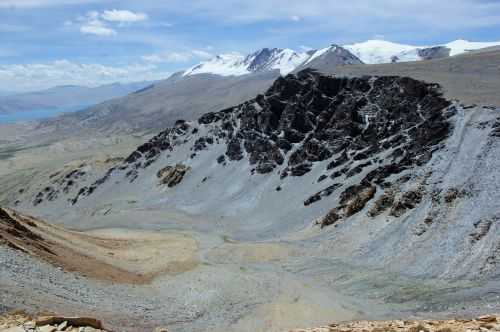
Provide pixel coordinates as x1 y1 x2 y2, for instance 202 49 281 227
184 47 310 77
182 38 500 78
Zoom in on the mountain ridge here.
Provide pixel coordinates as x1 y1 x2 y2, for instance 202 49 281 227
183 39 500 78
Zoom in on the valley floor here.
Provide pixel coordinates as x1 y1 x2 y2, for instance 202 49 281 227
2 206 500 332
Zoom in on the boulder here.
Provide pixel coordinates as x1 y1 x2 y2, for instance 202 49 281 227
157 164 190 187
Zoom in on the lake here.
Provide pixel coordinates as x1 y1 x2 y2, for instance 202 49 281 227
0 105 88 124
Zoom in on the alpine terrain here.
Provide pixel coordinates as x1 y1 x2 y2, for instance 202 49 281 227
1 11 500 331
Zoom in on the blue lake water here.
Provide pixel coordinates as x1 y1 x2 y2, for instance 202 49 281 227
0 106 87 124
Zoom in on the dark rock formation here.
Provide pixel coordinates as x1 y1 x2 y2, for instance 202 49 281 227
193 70 450 179
389 189 424 217
319 184 376 227
0 208 53 254
491 118 500 137
418 46 451 60
368 190 396 217
157 164 190 187
470 218 496 243
304 183 342 206
69 70 453 222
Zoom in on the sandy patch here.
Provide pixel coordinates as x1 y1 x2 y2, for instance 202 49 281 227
207 241 297 264
0 208 199 284
232 292 356 332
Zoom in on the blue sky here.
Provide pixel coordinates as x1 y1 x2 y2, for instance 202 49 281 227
1 0 500 91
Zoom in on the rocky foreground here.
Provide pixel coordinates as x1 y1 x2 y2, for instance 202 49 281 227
1 312 499 332
290 315 500 332
0 312 112 332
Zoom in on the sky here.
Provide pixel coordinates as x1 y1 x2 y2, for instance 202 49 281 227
1 0 500 92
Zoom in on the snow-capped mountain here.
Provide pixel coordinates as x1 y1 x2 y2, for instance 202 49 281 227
344 40 421 64
183 39 500 77
244 48 310 74
182 52 249 77
444 39 500 56
345 39 500 64
183 48 309 77
296 45 363 70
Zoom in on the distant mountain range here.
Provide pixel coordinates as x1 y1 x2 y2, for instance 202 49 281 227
0 81 155 114
183 39 500 77
20 38 500 138
3 39 498 118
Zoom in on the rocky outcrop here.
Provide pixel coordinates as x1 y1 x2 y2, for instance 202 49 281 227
65 70 453 227
319 184 376 228
367 190 395 217
288 314 500 332
0 208 52 255
0 312 109 332
417 46 451 60
157 164 190 187
470 218 497 243
389 188 424 217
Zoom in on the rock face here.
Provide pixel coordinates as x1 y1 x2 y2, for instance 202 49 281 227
294 45 363 72
71 69 451 214
0 208 50 254
417 46 451 60
157 164 190 187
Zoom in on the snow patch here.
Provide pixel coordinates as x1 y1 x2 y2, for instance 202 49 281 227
445 39 500 56
344 40 422 64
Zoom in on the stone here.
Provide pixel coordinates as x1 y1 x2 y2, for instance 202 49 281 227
1 327 26 332
153 328 169 332
389 189 424 217
320 208 342 228
368 191 395 217
39 326 57 332
57 321 68 331
157 164 190 187
23 321 36 329
35 317 103 330
478 316 497 323
343 185 376 217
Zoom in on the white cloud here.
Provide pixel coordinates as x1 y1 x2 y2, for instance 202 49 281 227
152 0 500 29
158 22 174 28
141 52 193 63
290 15 301 22
0 0 103 8
191 50 213 59
76 9 148 36
101 9 148 23
141 52 192 63
80 24 116 36
372 34 386 40
4 0 500 32
142 49 213 63
79 12 116 36
0 60 171 91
